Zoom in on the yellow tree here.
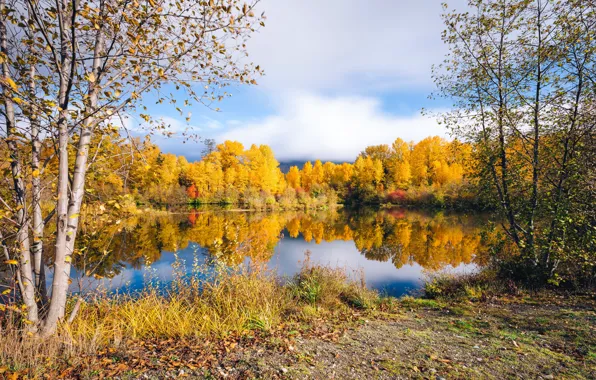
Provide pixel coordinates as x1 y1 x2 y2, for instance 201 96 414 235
0 0 263 335
286 166 302 189
352 156 383 190
390 138 411 188
217 141 245 170
301 161 314 191
312 160 325 187
323 162 337 184
410 136 448 186
334 163 353 184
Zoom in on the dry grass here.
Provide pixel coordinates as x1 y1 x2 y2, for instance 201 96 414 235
66 270 286 343
0 262 380 374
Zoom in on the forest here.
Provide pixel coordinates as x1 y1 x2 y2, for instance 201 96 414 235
1 134 476 210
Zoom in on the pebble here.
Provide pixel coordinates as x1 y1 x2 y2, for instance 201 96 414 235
280 367 288 374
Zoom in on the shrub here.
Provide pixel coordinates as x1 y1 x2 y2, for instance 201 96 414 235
423 270 517 301
386 189 408 204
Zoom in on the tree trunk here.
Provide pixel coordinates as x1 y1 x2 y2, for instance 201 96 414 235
0 0 39 326
29 63 47 303
41 0 76 337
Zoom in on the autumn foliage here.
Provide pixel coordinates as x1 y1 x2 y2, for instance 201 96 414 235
77 135 475 210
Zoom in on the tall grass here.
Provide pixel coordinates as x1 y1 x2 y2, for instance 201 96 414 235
0 260 380 373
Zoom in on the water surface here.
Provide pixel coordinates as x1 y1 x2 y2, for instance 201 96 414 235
67 208 490 297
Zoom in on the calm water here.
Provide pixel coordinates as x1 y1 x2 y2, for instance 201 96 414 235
65 208 491 297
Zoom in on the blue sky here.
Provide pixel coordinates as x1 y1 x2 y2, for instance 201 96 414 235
133 0 466 162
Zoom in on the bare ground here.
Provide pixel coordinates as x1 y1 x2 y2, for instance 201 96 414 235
121 294 595 380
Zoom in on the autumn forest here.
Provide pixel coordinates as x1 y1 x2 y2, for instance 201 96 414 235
33 134 475 211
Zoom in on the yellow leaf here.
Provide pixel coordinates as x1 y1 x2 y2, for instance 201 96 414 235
4 77 17 91
88 72 96 82
2 289 11 295
4 260 18 265
32 169 40 178
65 256 72 263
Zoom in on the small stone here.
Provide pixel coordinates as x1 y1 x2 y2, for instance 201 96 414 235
473 345 480 349
543 375 554 379
436 376 446 380
280 367 288 374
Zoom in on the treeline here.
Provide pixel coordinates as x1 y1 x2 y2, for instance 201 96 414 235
285 136 476 207
180 136 477 208
0 132 479 210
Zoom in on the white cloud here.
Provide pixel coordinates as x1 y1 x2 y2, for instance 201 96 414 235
138 1 468 161
248 0 468 92
216 92 447 162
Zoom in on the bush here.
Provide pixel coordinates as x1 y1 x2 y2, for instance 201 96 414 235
423 270 518 301
386 189 408 204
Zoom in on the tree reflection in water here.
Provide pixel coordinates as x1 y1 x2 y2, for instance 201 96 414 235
61 208 491 285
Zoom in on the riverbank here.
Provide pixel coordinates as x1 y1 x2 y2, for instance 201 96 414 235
1 265 594 379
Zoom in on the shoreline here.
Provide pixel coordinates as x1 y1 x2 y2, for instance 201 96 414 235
1 266 594 379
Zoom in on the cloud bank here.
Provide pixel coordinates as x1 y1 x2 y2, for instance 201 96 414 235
216 93 447 162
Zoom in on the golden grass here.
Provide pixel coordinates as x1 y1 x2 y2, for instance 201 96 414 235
0 262 381 373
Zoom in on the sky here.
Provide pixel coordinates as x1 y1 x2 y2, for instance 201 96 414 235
136 0 466 163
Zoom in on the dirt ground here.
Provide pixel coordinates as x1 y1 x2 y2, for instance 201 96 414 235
124 294 595 379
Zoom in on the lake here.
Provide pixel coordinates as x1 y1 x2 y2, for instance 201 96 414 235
66 207 491 297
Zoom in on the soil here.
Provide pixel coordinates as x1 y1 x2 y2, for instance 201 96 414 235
126 293 596 379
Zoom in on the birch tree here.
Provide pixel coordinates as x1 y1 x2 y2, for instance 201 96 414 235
0 0 263 336
434 0 596 284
